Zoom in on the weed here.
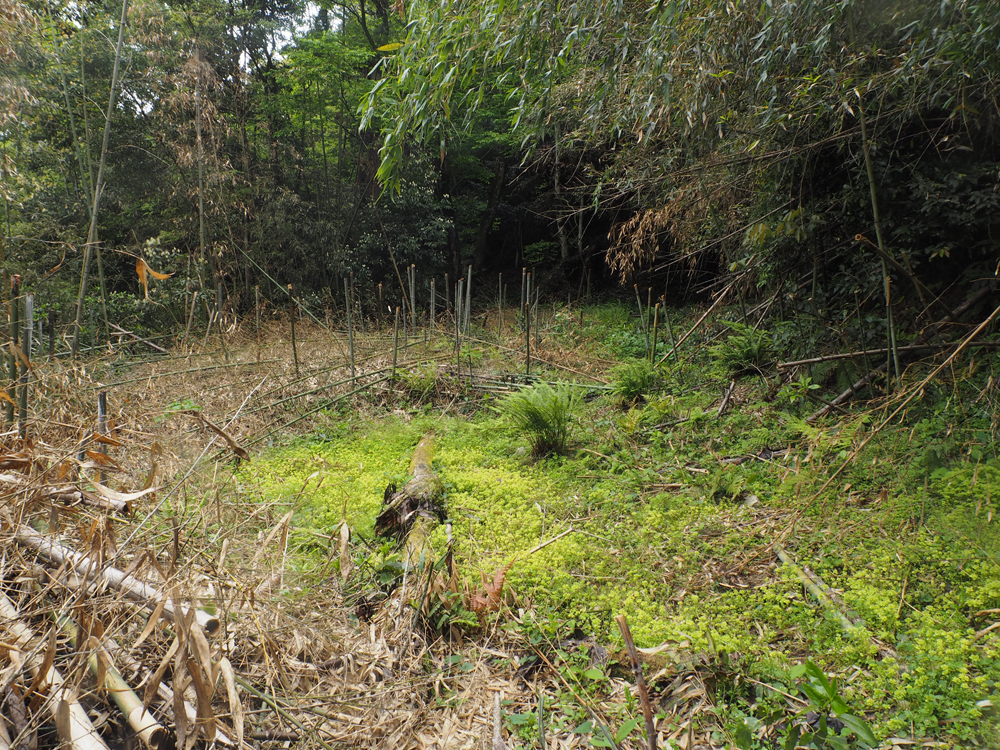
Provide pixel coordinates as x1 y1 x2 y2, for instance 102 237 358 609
498 382 578 456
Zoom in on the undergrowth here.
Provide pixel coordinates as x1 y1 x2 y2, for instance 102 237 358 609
245 301 1000 748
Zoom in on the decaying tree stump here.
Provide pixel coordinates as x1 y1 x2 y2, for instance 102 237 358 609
375 435 445 567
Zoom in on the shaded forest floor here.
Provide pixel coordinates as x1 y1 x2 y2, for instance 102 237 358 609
4 300 1000 750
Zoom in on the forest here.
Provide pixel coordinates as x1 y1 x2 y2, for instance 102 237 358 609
1 0 1000 749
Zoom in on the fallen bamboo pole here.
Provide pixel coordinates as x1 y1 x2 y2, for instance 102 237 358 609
13 525 220 635
0 590 111 750
779 341 1000 369
57 616 170 750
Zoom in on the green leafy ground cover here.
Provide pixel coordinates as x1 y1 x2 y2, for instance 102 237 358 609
247 303 1000 747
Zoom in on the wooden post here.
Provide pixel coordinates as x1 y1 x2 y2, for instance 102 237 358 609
344 278 354 380
18 294 32 438
445 272 451 312
289 284 300 377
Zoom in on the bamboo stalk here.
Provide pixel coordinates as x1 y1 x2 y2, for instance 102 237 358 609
13 525 220 635
779 341 1000 369
71 0 130 357
0 591 111 750
96 634 238 747
656 282 733 365
58 616 170 750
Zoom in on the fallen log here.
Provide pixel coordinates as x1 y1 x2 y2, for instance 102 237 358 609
0 591 111 750
375 435 445 567
12 525 220 635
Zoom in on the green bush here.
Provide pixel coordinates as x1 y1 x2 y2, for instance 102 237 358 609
498 381 578 456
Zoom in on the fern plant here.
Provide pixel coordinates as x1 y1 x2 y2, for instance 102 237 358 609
611 359 659 405
498 382 578 456
710 321 773 377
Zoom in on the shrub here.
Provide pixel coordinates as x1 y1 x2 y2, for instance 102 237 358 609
611 359 659 404
498 381 578 456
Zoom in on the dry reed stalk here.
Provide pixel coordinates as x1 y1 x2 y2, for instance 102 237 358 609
0 590 111 750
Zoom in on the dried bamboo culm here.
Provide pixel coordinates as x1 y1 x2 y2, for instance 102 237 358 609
13 524 220 635
57 615 171 750
0 591 111 750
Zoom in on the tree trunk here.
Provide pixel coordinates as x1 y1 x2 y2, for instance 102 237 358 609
473 157 507 270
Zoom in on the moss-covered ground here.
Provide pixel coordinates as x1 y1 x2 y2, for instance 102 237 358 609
245 302 1000 748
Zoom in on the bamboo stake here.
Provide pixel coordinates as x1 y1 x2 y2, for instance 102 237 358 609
464 265 472 334
392 307 399 382
656 282 733 365
497 273 503 337
429 279 435 333
288 285 300 377
58 616 170 750
49 309 56 357
650 303 660 365
13 525 220 635
18 293 31 437
255 285 261 365
409 264 416 332
525 302 531 376
182 290 198 354
0 591 111 750
7 276 19 424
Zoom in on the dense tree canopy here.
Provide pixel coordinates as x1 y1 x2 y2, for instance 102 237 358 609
1 0 998 358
